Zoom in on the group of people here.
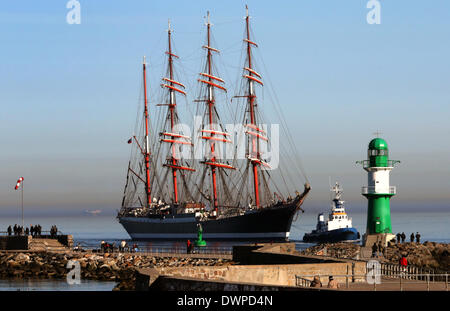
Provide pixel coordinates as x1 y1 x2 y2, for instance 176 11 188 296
395 232 421 243
100 240 139 253
310 275 339 289
50 225 58 237
371 240 386 258
7 224 43 236
100 241 116 252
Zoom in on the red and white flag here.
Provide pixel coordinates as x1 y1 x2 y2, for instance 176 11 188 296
14 177 24 190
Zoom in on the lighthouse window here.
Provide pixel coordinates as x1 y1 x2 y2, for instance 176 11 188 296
369 149 388 156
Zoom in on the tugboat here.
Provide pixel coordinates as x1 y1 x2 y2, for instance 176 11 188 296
303 182 359 243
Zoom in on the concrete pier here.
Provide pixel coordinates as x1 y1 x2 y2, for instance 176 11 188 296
0 235 73 251
135 243 368 290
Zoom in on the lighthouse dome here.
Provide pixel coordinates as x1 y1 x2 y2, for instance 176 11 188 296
368 138 388 150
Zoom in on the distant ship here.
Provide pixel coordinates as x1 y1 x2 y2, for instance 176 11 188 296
85 209 102 216
117 7 311 241
303 182 359 243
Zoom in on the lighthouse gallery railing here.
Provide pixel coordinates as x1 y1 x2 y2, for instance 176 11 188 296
361 186 396 195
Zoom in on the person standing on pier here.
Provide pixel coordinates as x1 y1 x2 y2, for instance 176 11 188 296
327 276 339 289
399 254 408 274
372 242 378 258
410 233 415 243
401 232 406 243
7 226 12 236
186 240 192 254
310 276 322 288
377 241 384 258
415 232 421 243
120 240 126 252
396 233 401 243
100 241 105 252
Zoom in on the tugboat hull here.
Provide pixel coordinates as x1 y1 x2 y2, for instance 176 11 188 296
303 228 359 243
119 203 299 241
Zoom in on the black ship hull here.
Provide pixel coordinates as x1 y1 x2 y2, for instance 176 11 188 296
118 202 299 241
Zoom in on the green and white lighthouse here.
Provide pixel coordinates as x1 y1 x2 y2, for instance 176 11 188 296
357 137 400 245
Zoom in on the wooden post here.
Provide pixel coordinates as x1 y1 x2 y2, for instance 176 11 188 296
446 274 448 291
427 274 430 291
352 262 355 283
346 265 349 288
400 275 402 291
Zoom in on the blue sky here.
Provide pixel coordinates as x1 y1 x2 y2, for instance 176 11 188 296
0 1 449 215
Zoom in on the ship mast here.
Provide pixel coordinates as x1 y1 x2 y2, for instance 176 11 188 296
167 21 178 203
143 56 151 208
160 20 194 204
198 12 234 212
244 6 264 208
121 57 153 210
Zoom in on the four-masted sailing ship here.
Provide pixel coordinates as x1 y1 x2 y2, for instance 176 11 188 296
117 7 311 240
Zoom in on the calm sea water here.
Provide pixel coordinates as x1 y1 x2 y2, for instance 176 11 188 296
0 210 448 291
1 210 447 245
0 279 116 291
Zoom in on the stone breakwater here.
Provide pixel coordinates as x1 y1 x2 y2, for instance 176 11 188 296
384 242 450 271
0 252 233 290
301 242 449 271
301 242 361 259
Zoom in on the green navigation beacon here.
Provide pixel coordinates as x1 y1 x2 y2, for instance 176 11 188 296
195 223 207 247
357 137 400 246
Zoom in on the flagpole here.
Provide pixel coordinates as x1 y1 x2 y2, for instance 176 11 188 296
21 181 24 229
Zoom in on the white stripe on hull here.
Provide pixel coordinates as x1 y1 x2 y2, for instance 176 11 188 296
121 216 196 224
129 232 290 239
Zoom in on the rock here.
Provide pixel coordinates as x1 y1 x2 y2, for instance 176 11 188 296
15 253 30 262
0 250 233 290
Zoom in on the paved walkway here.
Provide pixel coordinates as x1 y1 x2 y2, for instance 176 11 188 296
342 277 448 291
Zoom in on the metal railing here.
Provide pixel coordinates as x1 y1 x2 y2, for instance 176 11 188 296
0 230 64 237
357 160 400 169
295 273 449 291
295 274 367 288
361 186 396 195
134 245 232 255
81 245 232 256
380 262 448 282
